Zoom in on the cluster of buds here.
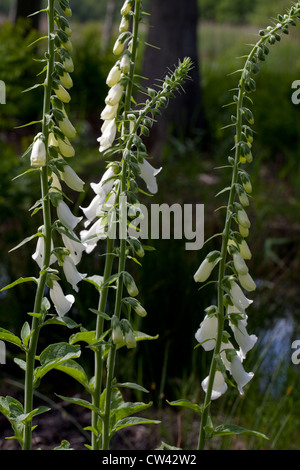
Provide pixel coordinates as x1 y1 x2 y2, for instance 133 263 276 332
97 1 134 152
31 0 87 318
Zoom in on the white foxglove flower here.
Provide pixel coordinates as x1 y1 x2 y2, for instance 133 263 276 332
97 119 117 151
49 172 62 193
30 133 46 167
125 329 136 349
80 194 103 226
138 159 162 194
49 280 75 317
62 231 86 265
60 165 85 192
101 103 119 120
195 314 218 351
229 354 254 395
105 83 124 106
228 238 252 260
228 312 257 360
238 272 256 292
113 38 125 56
63 55 74 73
32 236 56 269
229 281 253 313
121 0 132 15
57 200 82 230
236 206 251 229
201 371 228 400
106 65 122 87
220 340 235 371
119 15 129 32
80 218 107 253
59 71 73 89
112 324 124 344
63 255 86 292
90 166 116 198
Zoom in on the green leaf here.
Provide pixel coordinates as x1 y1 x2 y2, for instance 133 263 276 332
166 399 203 415
55 360 91 391
34 343 81 383
89 308 111 321
113 382 149 394
56 394 102 417
83 275 104 291
16 406 50 424
111 401 153 424
211 424 268 440
156 441 182 450
53 440 74 450
69 330 97 346
0 328 22 348
8 232 42 253
0 277 38 292
0 396 24 445
110 416 160 437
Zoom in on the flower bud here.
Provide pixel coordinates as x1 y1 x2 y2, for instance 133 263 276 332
121 0 133 16
57 135 75 157
123 271 139 297
106 65 122 87
113 38 125 56
125 329 136 349
60 71 73 89
101 103 119 121
63 55 74 73
112 324 124 344
119 15 130 32
58 116 77 139
236 205 251 229
238 272 256 292
61 165 85 192
120 54 131 73
233 251 248 275
54 83 71 103
193 251 220 283
30 133 46 167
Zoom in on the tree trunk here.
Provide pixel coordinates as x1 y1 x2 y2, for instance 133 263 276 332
142 0 205 162
10 0 42 31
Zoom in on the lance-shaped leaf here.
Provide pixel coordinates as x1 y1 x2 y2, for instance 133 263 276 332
0 328 22 349
34 342 81 383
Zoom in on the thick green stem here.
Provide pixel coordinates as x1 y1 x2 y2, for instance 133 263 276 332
23 0 55 450
101 0 141 451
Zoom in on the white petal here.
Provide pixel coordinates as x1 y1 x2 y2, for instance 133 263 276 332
61 166 85 192
201 371 228 400
229 355 254 395
138 159 162 194
62 231 86 265
193 258 213 283
229 281 253 313
195 314 218 351
80 218 107 253
49 280 75 317
90 166 116 197
229 316 257 360
57 200 82 230
32 236 56 269
63 255 86 292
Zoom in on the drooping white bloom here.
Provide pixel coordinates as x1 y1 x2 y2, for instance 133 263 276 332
112 324 124 344
101 103 119 121
229 280 253 313
49 280 75 317
228 312 257 360
60 165 85 192
57 135 75 158
105 83 124 106
97 119 117 151
195 314 218 351
61 231 86 265
138 159 162 194
32 235 56 269
90 166 116 198
62 255 86 292
80 218 107 253
30 133 46 167
229 354 254 395
80 194 103 226
201 371 228 400
106 65 122 87
57 200 82 230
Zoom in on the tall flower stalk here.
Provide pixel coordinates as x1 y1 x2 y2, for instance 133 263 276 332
191 3 300 450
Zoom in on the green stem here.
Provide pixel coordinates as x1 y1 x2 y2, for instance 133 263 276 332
102 0 141 451
23 0 55 450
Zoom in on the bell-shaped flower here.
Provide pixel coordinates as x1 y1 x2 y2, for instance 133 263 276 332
97 119 117 152
62 255 86 292
238 272 256 292
201 371 228 400
57 200 82 231
49 280 75 317
80 194 103 226
105 83 124 106
106 64 122 87
90 166 116 198
32 235 56 269
61 231 86 265
195 314 218 351
138 159 162 194
80 217 107 253
229 354 254 395
228 310 257 360
30 133 46 167
229 280 253 313
101 103 119 121
60 165 85 192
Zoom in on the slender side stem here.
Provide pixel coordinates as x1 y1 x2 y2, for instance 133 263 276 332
23 0 55 450
102 0 141 451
